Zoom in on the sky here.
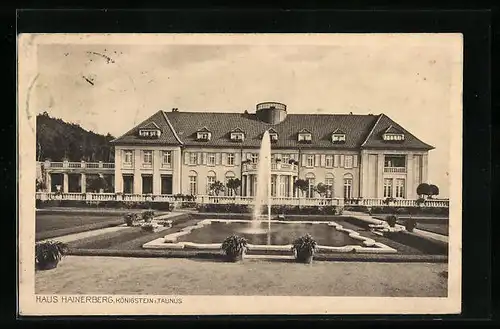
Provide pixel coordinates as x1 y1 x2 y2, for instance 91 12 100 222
32 34 462 198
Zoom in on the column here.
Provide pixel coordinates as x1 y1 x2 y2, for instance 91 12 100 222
376 153 384 198
289 175 294 197
172 148 182 194
114 148 122 193
133 149 142 194
359 151 368 198
276 174 281 197
153 150 161 195
46 173 52 193
63 173 69 193
406 154 414 199
422 153 429 183
246 175 251 196
81 173 86 193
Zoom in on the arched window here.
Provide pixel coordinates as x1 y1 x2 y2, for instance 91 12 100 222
325 173 335 198
188 170 198 195
225 171 236 196
305 173 316 198
343 173 353 199
206 171 217 195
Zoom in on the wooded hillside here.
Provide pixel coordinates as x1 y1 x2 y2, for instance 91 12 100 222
36 111 115 162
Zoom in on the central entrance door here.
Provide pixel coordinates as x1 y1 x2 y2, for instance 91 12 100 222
161 175 173 195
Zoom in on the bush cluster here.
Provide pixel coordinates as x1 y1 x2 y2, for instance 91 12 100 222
36 199 172 211
197 204 339 215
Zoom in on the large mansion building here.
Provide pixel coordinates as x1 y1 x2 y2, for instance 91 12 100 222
110 102 433 200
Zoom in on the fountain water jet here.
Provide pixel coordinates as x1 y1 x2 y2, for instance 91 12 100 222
238 130 272 238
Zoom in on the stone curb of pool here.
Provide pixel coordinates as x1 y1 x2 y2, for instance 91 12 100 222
142 219 397 254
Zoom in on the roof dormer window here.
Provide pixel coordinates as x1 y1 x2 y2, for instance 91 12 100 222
230 127 245 142
298 129 312 143
138 122 161 139
196 127 212 141
268 128 278 143
382 125 405 142
331 129 346 143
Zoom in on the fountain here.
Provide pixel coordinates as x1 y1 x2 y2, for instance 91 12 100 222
238 130 272 238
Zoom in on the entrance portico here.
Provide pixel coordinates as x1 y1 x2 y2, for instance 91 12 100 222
241 162 298 197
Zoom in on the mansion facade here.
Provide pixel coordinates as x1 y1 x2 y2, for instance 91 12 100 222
111 102 433 200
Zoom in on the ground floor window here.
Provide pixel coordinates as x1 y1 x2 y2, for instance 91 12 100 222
271 175 277 197
123 175 133 194
325 177 334 198
142 175 153 194
189 172 197 195
383 178 393 198
206 172 216 195
395 178 405 198
307 178 315 198
343 176 353 199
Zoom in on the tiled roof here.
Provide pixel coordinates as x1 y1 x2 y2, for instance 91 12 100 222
383 125 402 134
139 122 160 129
332 128 346 135
111 110 180 145
112 110 434 150
165 111 377 149
361 114 434 150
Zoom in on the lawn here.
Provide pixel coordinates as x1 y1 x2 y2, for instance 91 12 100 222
36 213 125 241
35 256 448 297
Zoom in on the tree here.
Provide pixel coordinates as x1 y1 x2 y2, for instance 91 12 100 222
428 184 439 198
294 179 309 198
315 183 329 198
210 180 225 196
416 183 430 198
226 178 241 196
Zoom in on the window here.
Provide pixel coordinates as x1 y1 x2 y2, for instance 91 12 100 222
231 132 244 141
298 133 312 142
344 176 353 199
139 129 161 138
395 179 405 198
162 151 171 165
383 179 393 198
325 177 334 198
227 153 235 165
270 175 277 197
383 133 405 141
189 173 197 195
384 155 406 172
344 155 353 169
332 134 346 143
208 153 216 166
282 154 290 164
123 150 133 165
325 155 333 167
206 174 216 195
189 153 197 165
306 155 314 167
197 131 211 141
225 172 236 196
269 133 278 142
307 178 315 198
251 154 259 164
143 151 153 167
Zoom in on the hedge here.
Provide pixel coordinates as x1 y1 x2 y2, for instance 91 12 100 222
197 204 340 215
36 199 172 211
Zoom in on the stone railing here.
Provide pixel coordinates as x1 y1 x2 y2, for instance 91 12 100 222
383 167 406 173
41 161 115 170
35 192 449 208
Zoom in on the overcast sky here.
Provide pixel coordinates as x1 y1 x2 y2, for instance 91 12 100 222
33 34 462 198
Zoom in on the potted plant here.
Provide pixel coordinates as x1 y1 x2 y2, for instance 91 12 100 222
123 212 139 226
405 217 417 232
35 240 68 270
291 233 317 264
386 215 397 228
221 235 248 262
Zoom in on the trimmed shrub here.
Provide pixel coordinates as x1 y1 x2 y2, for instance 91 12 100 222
123 213 139 226
142 210 155 222
386 215 398 227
